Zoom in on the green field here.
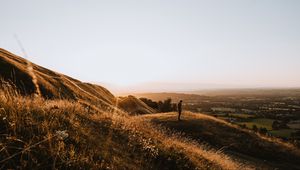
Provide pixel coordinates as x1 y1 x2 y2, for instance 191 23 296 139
236 119 300 138
237 118 274 130
269 129 297 138
215 113 255 119
228 113 255 118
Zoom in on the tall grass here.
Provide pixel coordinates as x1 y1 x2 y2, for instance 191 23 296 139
143 112 300 169
0 82 249 169
14 35 41 96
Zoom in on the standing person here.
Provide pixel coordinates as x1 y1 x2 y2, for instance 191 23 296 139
177 100 183 121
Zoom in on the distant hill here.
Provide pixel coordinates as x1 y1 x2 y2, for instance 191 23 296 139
133 89 300 103
187 89 300 97
133 92 209 103
118 95 156 115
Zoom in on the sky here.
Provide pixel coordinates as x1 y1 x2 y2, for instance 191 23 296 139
1 0 300 92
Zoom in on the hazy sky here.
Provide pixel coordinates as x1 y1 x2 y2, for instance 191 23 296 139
1 0 300 91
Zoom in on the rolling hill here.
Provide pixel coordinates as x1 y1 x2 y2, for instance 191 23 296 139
0 48 246 169
1 48 299 169
118 95 156 115
141 112 300 169
1 88 224 169
0 48 115 107
0 48 157 116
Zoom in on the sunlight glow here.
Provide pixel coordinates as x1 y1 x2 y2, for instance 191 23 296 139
1 0 300 90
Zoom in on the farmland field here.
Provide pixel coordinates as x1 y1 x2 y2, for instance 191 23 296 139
269 129 297 138
214 113 254 119
237 118 275 130
288 122 300 129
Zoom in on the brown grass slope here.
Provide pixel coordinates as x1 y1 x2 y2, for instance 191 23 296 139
0 85 249 169
0 48 157 114
118 95 156 115
0 48 115 107
0 48 251 169
142 112 300 169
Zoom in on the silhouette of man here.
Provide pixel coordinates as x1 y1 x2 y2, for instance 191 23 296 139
178 100 183 121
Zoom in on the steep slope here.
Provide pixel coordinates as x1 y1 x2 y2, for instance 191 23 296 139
0 48 115 107
118 95 156 115
0 48 157 114
141 112 300 169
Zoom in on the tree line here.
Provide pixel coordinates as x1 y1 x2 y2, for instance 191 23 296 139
140 97 177 113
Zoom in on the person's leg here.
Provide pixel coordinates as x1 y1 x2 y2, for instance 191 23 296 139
178 111 181 121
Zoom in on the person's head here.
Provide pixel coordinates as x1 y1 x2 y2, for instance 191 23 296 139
180 100 182 103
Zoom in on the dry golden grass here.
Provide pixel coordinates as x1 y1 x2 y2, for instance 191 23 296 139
184 111 299 150
142 112 300 169
118 95 156 115
0 83 253 169
102 115 247 170
129 115 248 169
0 48 115 106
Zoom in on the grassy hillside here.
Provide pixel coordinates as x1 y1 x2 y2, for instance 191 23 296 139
1 48 299 169
118 95 156 115
0 48 115 107
0 48 250 169
0 84 246 169
0 48 154 114
142 112 300 169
